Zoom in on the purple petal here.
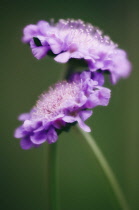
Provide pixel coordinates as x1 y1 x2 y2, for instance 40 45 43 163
97 87 111 106
30 39 49 59
53 119 66 129
85 98 96 109
20 137 34 150
110 73 118 85
47 38 62 54
62 116 76 123
47 128 58 144
91 72 105 86
23 120 33 132
18 113 30 121
70 51 83 59
14 126 27 138
79 110 93 121
54 52 70 63
22 24 38 43
33 126 44 133
42 121 51 130
80 71 91 81
77 117 91 132
30 131 47 144
77 92 87 105
32 46 49 60
37 20 49 35
86 87 111 108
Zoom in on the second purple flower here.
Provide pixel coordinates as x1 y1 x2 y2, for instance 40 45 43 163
14 71 111 149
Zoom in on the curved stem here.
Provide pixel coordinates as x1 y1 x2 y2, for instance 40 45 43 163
76 125 130 210
50 143 59 210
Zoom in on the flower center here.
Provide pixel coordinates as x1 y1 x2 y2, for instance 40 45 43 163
31 81 81 121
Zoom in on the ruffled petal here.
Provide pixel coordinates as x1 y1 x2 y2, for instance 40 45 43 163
86 87 111 108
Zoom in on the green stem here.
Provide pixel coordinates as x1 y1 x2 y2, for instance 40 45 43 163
76 125 130 210
50 142 59 210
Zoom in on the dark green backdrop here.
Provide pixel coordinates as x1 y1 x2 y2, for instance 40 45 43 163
1 0 139 209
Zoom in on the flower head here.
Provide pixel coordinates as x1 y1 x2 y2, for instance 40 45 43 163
14 71 111 150
22 19 131 84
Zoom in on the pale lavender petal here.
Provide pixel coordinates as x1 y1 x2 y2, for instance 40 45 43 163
109 50 132 84
70 51 83 59
14 126 27 138
62 116 76 123
23 120 33 132
22 24 38 43
97 87 111 106
47 38 62 54
86 87 111 108
54 52 70 63
77 92 88 105
37 20 49 35
18 113 30 121
110 73 118 85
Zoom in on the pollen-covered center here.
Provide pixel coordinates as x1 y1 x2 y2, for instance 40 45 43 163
57 19 96 35
31 81 81 121
56 19 114 47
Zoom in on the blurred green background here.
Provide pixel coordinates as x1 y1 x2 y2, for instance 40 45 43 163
1 0 139 209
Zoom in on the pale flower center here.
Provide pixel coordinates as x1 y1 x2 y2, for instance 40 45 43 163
31 81 81 121
55 19 116 52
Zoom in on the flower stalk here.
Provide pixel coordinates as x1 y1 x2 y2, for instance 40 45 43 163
76 125 130 210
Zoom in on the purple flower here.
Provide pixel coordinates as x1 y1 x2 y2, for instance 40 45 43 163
14 71 111 150
22 19 131 84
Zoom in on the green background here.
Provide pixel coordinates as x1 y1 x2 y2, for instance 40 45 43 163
1 0 139 209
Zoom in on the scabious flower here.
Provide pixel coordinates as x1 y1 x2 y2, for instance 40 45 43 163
22 19 131 84
14 71 110 149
